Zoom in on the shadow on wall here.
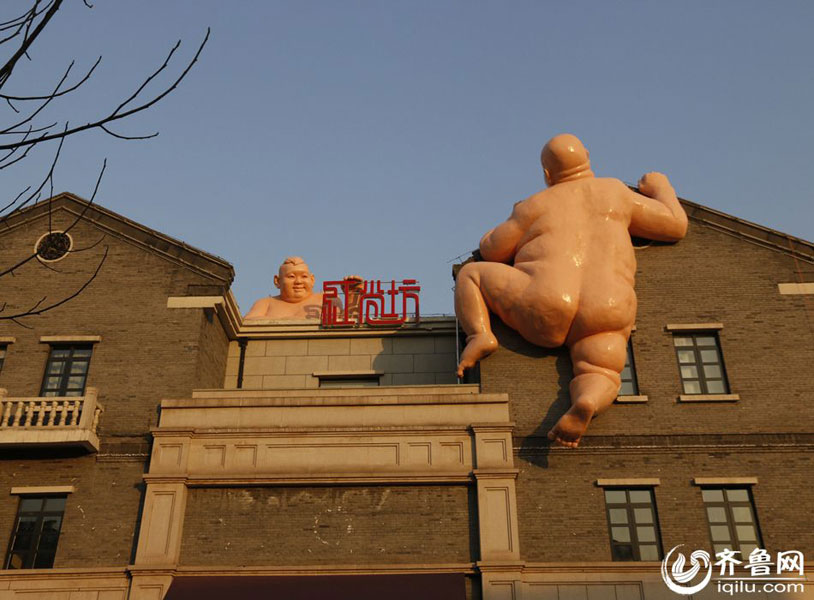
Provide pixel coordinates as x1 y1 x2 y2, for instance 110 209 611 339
518 352 573 470
482 319 574 470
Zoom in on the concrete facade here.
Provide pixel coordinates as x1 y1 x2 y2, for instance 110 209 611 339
0 193 812 599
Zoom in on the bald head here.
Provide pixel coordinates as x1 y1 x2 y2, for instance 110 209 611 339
541 134 592 186
274 256 316 303
278 256 308 276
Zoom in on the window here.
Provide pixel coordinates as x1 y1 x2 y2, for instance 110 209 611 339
318 376 380 389
41 345 93 397
4 496 66 569
0 344 7 373
604 488 663 561
702 487 763 556
619 339 639 396
673 333 729 394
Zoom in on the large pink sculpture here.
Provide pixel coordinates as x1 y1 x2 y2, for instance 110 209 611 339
455 134 688 447
245 257 361 321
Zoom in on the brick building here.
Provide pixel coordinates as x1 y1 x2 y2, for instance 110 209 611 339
0 192 812 599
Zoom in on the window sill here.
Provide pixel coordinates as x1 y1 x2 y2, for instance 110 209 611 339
678 394 739 403
616 395 648 403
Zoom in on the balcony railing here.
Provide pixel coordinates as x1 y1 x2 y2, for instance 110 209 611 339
0 387 103 452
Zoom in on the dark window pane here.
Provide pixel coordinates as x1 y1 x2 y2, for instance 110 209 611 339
609 508 628 524
702 489 724 502
40 345 92 397
619 380 636 395
706 380 726 394
637 526 656 542
605 490 626 503
70 362 89 374
43 498 66 512
20 498 43 512
726 489 749 502
736 525 757 542
707 507 727 523
47 362 64 375
700 350 719 363
702 487 762 555
677 350 695 364
710 525 731 541
628 490 651 503
683 380 702 394
611 527 630 542
703 364 722 379
604 487 662 562
4 496 65 570
319 377 379 388
673 332 730 394
731 507 753 523
633 507 653 524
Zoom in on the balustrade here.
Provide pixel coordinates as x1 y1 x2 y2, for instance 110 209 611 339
0 387 103 451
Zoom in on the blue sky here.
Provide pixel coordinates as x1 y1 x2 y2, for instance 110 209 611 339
4 1 813 314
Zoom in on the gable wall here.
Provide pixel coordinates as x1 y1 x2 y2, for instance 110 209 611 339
0 206 232 567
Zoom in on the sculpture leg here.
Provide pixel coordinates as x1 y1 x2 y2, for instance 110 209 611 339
454 262 530 377
547 331 627 448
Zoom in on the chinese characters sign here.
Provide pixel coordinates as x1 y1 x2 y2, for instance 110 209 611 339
321 279 420 327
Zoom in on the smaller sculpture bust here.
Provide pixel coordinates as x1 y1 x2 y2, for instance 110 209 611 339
244 256 325 320
244 256 361 321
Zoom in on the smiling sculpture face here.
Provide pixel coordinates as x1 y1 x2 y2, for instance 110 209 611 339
274 260 316 303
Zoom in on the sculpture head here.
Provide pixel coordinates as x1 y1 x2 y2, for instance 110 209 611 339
273 256 316 303
541 134 592 186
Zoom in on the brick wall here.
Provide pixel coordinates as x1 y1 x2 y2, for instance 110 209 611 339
0 452 147 567
0 205 232 567
0 209 230 435
515 447 814 562
476 219 814 563
194 310 229 390
481 220 814 438
180 485 476 565
225 334 458 389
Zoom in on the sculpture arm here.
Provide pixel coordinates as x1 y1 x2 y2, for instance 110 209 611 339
244 297 271 320
479 198 535 263
627 173 688 242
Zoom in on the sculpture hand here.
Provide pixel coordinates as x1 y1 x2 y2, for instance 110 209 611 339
342 275 365 294
637 172 672 197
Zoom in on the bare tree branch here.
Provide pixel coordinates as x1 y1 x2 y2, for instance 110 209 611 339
0 27 210 151
0 55 100 101
0 2 209 322
0 245 108 322
0 0 61 90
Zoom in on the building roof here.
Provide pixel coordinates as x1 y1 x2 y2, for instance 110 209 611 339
679 197 813 263
2 192 235 285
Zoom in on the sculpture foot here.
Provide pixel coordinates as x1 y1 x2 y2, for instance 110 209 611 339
547 397 596 448
456 332 498 378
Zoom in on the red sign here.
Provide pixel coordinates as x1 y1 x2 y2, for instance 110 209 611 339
322 279 420 327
